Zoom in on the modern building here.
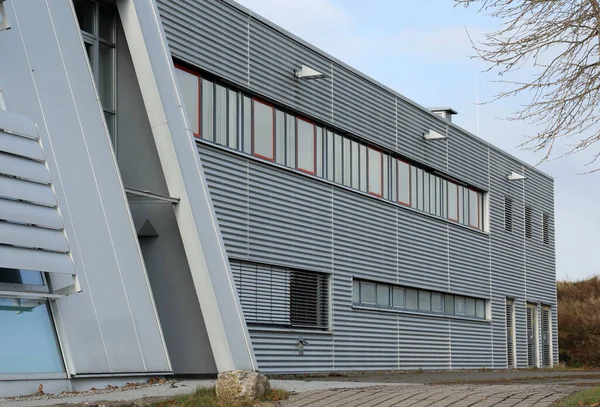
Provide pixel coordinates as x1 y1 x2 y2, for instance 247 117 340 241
0 0 556 397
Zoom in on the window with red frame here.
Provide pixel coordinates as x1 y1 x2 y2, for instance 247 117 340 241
252 99 275 161
368 147 383 196
296 117 316 174
174 67 200 137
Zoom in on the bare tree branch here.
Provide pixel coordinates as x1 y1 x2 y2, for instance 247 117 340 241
457 0 600 171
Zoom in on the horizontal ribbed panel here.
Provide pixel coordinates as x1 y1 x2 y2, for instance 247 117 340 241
0 131 45 161
0 151 51 184
0 222 69 253
0 245 75 275
0 199 62 229
450 318 493 369
0 174 57 206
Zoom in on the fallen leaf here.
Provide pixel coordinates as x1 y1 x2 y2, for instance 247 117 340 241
37 384 44 395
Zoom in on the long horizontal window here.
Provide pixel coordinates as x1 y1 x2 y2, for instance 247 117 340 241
175 65 486 229
230 260 329 330
352 279 487 320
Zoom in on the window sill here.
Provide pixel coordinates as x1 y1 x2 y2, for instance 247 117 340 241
247 325 333 335
196 140 489 236
352 305 491 323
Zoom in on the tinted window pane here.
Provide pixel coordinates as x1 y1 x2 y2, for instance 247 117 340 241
406 288 418 310
360 282 375 304
432 293 443 312
175 69 199 134
448 182 458 221
469 189 480 228
0 300 64 374
253 100 274 160
215 85 227 146
368 148 382 195
398 160 410 205
74 0 95 34
228 90 238 149
316 127 324 177
419 290 431 311
286 114 296 168
455 296 466 315
297 118 315 173
334 134 343 184
326 131 334 181
393 287 405 308
476 299 486 318
202 79 214 141
98 43 114 110
466 297 476 316
343 138 351 186
98 4 115 42
376 284 390 307
351 141 360 189
359 144 367 192
410 165 418 209
445 295 455 314
242 96 251 154
416 168 424 210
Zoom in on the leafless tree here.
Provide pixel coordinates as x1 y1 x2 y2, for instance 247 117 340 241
456 0 600 170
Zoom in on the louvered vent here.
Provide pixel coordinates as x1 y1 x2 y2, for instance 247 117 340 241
504 197 513 232
541 307 551 367
525 206 533 239
526 305 535 367
0 109 77 298
230 260 329 329
506 300 514 368
542 213 550 245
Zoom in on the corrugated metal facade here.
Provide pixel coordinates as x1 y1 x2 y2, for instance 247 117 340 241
157 0 557 372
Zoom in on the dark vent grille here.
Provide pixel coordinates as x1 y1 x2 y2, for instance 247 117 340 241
527 305 535 367
542 213 550 244
506 300 514 368
230 260 329 329
525 206 532 239
504 197 513 232
542 307 551 367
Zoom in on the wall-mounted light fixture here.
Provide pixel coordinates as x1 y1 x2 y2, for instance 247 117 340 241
0 0 10 32
423 129 446 140
507 172 526 181
294 65 326 80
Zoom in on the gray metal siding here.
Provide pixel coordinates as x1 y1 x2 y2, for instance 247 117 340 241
161 0 557 371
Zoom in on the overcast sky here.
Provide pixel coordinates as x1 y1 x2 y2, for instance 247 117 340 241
234 0 599 281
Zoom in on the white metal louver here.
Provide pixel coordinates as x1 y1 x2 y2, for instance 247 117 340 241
0 108 79 299
506 299 515 368
541 307 551 367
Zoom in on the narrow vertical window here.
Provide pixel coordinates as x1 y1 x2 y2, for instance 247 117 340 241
252 99 274 161
275 110 286 165
525 206 533 239
359 144 367 192
505 197 513 232
334 134 343 184
416 168 424 210
202 79 214 141
468 189 480 229
448 181 458 221
382 155 390 200
423 172 430 213
343 137 351 186
316 127 324 178
351 141 360 190
368 147 383 196
174 67 200 137
542 212 550 244
352 280 360 304
410 165 418 209
393 287 405 308
227 89 238 149
215 84 227 146
296 117 316 174
286 113 296 168
326 130 334 181
242 96 252 154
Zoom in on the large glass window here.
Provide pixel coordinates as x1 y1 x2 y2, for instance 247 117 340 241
174 68 200 136
252 99 274 161
0 269 63 374
202 79 214 141
368 147 382 196
296 118 315 174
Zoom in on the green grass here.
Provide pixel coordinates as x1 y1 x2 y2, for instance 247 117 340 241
554 387 600 407
148 386 289 407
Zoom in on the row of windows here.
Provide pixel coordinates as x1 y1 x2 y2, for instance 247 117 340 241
352 279 488 320
504 198 551 244
175 65 485 230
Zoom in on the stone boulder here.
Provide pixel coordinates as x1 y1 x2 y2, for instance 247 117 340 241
215 370 270 400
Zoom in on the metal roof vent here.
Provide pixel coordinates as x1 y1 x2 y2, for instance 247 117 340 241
430 107 457 123
294 65 326 80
